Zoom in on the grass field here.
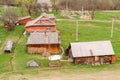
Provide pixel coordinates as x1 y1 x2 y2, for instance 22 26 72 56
1 7 120 80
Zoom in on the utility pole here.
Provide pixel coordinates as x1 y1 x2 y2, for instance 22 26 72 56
111 18 114 38
76 20 78 41
66 0 68 10
81 6 84 16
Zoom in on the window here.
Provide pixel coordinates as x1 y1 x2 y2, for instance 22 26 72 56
46 27 51 31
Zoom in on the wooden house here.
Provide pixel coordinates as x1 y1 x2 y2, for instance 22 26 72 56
27 31 61 54
66 41 116 64
25 13 56 34
17 16 33 25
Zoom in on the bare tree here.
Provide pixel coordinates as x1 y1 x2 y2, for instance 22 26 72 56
32 3 42 15
0 9 18 31
57 0 120 10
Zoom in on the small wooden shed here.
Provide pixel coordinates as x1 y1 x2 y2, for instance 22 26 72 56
66 40 116 64
48 55 61 67
27 31 61 54
4 40 13 53
17 16 33 25
25 13 56 34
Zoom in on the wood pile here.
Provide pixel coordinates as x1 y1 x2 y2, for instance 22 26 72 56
49 61 61 67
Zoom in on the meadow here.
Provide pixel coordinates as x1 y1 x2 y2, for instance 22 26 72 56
0 7 120 79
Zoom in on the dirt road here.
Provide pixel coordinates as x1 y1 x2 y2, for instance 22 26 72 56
6 71 120 80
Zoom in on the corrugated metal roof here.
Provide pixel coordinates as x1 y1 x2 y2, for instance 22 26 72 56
27 31 61 44
48 55 61 61
25 13 56 27
70 40 115 57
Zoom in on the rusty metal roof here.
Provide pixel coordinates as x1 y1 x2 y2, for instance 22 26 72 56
27 31 61 45
70 40 115 57
18 16 31 20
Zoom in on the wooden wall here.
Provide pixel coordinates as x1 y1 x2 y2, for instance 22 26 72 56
73 55 116 64
74 57 94 64
111 55 116 63
26 26 56 33
27 44 60 54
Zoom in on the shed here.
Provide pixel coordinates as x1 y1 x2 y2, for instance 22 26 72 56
4 40 13 53
25 13 56 34
66 40 116 64
27 31 61 54
17 16 33 25
48 55 61 67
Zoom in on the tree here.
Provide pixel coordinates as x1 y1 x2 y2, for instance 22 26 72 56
32 3 42 15
17 0 36 16
0 0 15 5
0 9 18 31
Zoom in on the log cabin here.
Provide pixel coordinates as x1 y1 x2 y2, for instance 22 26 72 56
66 40 116 64
27 31 61 54
25 13 56 34
17 16 33 25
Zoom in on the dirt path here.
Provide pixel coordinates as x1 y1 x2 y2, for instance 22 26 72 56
6 71 120 80
57 19 120 23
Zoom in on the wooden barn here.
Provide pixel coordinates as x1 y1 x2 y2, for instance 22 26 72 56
25 13 56 34
27 31 61 54
17 16 33 25
66 41 116 64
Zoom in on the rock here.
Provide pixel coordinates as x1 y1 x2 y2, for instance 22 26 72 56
27 60 40 67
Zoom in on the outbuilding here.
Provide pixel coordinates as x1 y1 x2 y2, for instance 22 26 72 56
4 40 13 53
48 55 61 67
27 31 61 54
17 16 33 25
66 40 116 64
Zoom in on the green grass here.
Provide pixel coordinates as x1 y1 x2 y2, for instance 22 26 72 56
95 11 120 20
1 7 120 76
11 20 120 72
0 20 120 74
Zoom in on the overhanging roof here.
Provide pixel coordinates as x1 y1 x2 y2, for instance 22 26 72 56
70 40 115 57
27 31 61 45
